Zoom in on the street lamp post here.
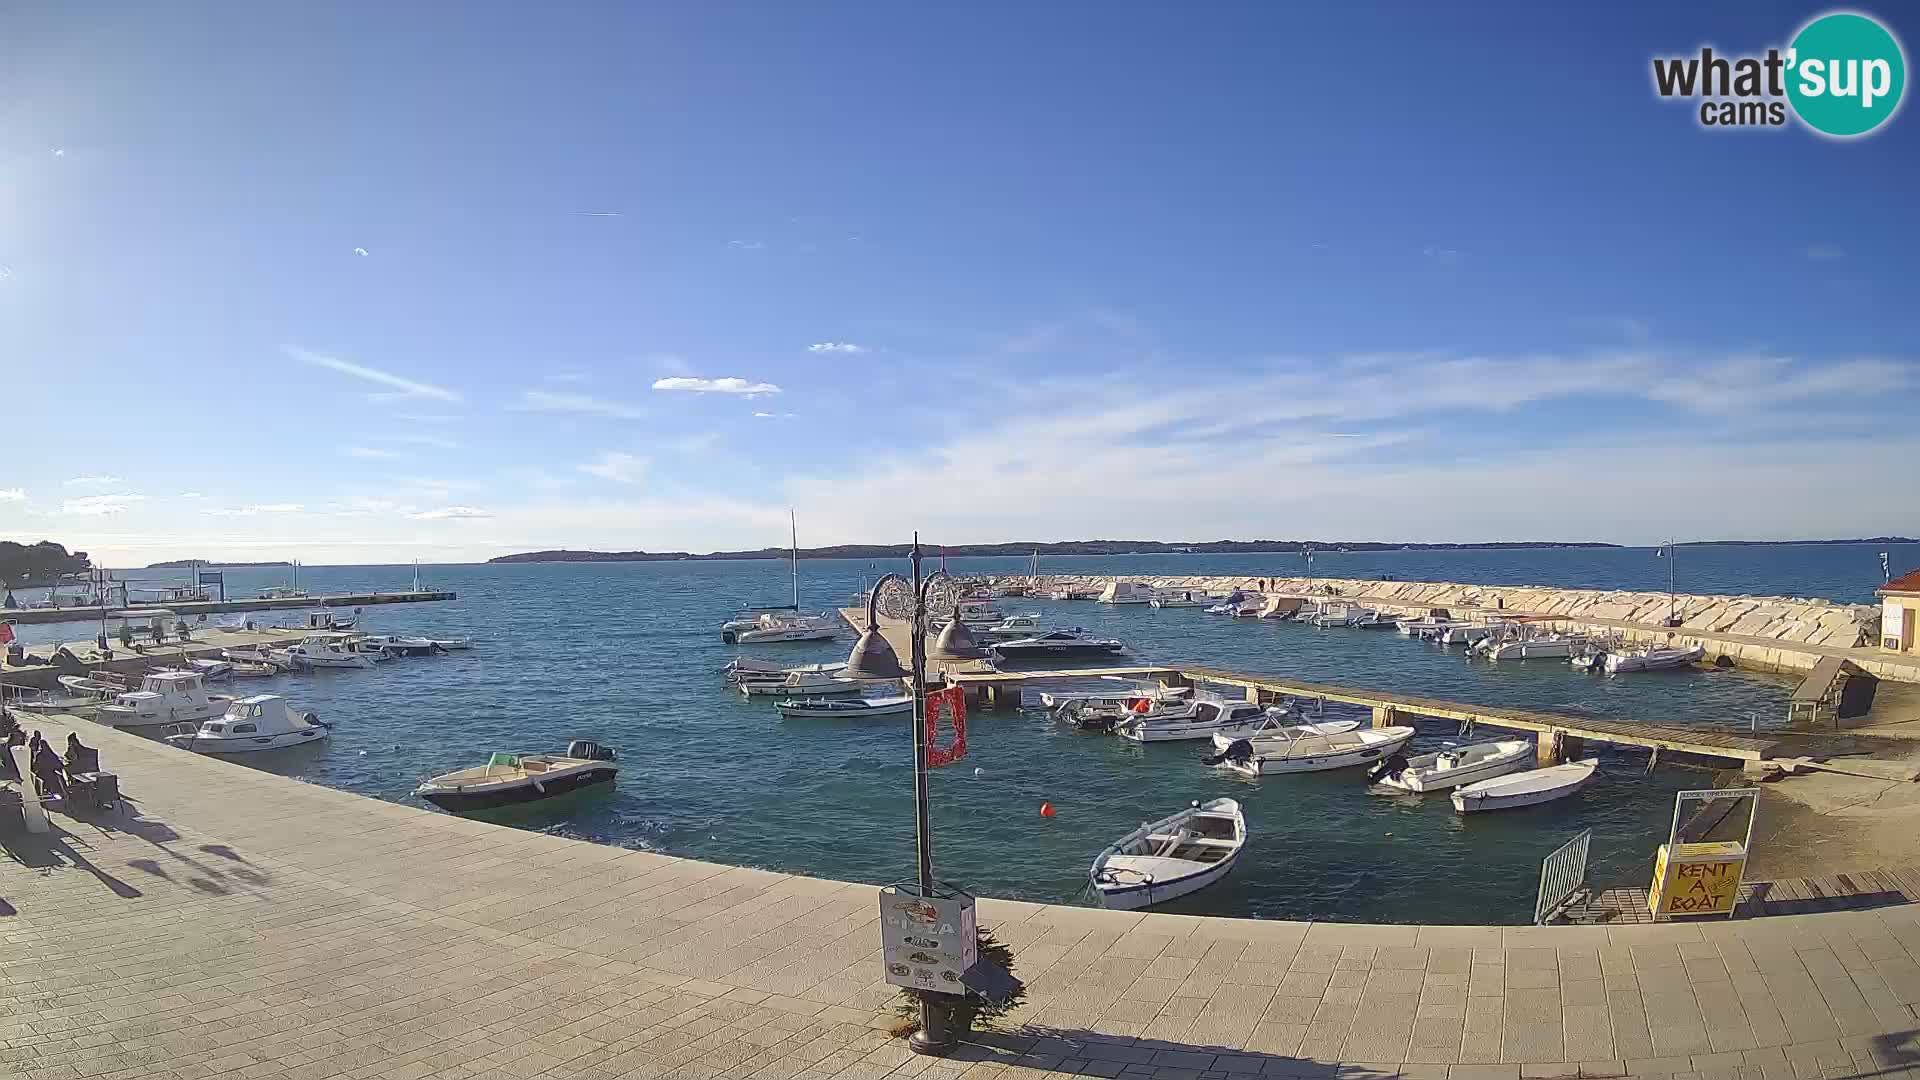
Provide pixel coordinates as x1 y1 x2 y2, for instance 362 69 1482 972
844 534 984 1056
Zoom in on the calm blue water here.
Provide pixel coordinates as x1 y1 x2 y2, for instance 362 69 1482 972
11 543 1912 924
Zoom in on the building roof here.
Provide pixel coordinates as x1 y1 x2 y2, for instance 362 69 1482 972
1882 569 1920 596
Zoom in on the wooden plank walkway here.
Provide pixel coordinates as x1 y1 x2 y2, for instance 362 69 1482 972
1574 863 1920 923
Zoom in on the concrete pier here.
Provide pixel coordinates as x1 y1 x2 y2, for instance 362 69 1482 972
7 713 1920 1078
0 588 456 626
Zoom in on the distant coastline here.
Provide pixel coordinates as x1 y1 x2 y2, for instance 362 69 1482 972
144 559 293 569
489 537 1917 565
490 540 1621 564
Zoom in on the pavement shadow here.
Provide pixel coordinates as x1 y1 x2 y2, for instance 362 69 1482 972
953 1026 1399 1079
0 810 143 899
40 793 270 897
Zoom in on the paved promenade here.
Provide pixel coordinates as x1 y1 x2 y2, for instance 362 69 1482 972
5 718 1920 1080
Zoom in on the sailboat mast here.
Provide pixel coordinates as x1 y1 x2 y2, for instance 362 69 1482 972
790 509 799 610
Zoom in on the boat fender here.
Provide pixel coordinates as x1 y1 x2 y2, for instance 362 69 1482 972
533 780 545 794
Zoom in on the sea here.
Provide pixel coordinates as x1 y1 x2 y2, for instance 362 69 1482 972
9 542 1913 925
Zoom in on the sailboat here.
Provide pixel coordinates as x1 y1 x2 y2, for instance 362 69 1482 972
720 511 838 643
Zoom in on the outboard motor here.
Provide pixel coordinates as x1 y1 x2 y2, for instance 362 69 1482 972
567 739 618 762
1202 738 1255 766
1365 750 1410 783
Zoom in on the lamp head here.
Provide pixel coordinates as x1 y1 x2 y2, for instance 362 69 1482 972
930 616 984 661
845 628 909 681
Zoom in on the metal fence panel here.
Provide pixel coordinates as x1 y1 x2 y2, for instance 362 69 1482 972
1535 828 1593 925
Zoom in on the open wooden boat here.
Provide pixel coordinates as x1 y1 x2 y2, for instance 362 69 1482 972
1368 738 1534 792
1090 798 1246 911
775 694 913 719
1452 757 1598 813
415 741 619 813
1212 726 1415 776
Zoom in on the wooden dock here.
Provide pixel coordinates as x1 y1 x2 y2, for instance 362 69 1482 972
1570 864 1920 923
0 589 457 626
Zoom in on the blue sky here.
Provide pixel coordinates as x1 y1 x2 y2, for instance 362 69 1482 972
2 1 1916 565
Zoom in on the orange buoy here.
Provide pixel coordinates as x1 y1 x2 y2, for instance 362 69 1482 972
1039 802 1056 818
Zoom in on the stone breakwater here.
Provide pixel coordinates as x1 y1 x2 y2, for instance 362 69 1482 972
994 574 1905 679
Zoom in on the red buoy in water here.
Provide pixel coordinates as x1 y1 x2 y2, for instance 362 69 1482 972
1039 802 1056 818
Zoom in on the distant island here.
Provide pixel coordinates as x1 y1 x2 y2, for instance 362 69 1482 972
1 540 91 587
1674 537 1916 547
491 539 1623 564
146 559 292 569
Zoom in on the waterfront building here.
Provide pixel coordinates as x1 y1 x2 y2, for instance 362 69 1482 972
1879 569 1920 654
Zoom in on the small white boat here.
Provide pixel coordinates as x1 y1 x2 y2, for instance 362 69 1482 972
361 634 443 657
724 613 838 644
1207 713 1364 753
56 675 122 701
1475 633 1584 661
1349 609 1396 630
1453 757 1598 813
739 670 889 697
1439 623 1498 645
776 695 914 719
223 645 295 671
96 670 232 730
1211 726 1416 776
426 636 472 651
283 638 375 671
1090 798 1246 911
1150 591 1204 608
974 614 1044 639
229 659 279 678
166 694 332 754
1603 644 1705 674
1119 696 1273 743
1368 739 1535 792
415 741 619 813
1096 581 1156 605
187 658 236 681
1230 600 1267 618
728 657 845 678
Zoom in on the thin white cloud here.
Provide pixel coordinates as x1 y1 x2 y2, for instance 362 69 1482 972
808 342 869 354
575 211 623 218
177 491 206 499
61 494 146 516
51 148 64 158
519 390 648 419
395 434 461 450
409 506 492 520
286 345 462 403
651 376 782 395
753 411 797 419
578 452 649 485
66 475 122 487
347 447 400 459
247 503 304 514
0 488 25 502
1805 244 1845 260
353 247 369 257
727 240 764 250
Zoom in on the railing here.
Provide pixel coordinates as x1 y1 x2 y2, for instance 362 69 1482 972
1535 828 1593 925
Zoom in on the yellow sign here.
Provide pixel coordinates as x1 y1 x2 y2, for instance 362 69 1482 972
1649 842 1746 917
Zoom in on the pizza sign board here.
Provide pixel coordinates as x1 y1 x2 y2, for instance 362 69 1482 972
879 884 977 994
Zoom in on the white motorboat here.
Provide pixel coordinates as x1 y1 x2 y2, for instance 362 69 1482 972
1349 609 1396 630
415 740 619 813
739 670 889 697
55 675 121 701
1603 644 1705 674
1367 739 1535 792
1116 695 1271 743
1439 623 1498 645
953 599 1006 624
1090 798 1246 911
1231 600 1267 618
426 636 472 651
1207 713 1364 753
1399 617 1474 640
166 694 332 754
223 645 295 671
229 659 279 678
1210 725 1416 776
1475 631 1585 661
283 637 375 671
185 658 236 681
361 634 443 657
96 670 232 730
991 629 1126 661
1453 757 1598 813
973 614 1044 639
1206 590 1254 614
724 612 839 644
213 614 254 632
776 694 914 719
1150 591 1204 608
728 657 846 679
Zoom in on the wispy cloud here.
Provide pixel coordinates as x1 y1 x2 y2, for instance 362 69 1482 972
353 247 369 257
0 488 25 502
520 390 648 419
394 434 462 450
727 240 764 250
651 376 782 395
347 447 400 459
409 506 492 520
575 211 623 218
543 372 590 384
578 452 649 484
61 494 146 516
286 345 462 403
66 475 122 487
808 342 869 354
753 411 797 419
51 148 64 158
177 491 206 499
1805 244 1845 260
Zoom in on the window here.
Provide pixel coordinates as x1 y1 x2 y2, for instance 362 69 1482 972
230 724 257 734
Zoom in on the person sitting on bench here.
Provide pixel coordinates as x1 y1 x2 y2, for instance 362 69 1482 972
65 733 100 777
31 738 65 800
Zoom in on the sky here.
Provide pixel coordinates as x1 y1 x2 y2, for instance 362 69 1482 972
2 1 1916 566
